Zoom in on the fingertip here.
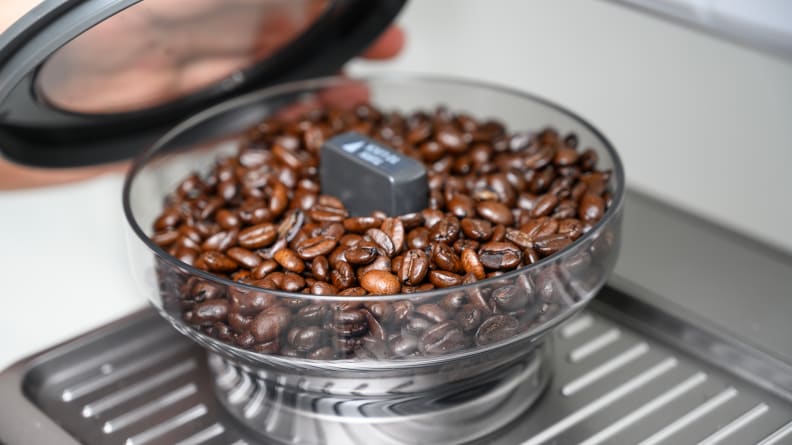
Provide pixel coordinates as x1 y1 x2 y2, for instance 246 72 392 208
361 26 405 60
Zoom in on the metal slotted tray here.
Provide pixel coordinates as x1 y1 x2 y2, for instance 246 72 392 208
2 286 792 445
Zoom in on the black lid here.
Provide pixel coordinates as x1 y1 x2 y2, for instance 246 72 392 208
0 0 405 167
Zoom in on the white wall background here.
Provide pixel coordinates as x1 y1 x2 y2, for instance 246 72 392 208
351 0 792 252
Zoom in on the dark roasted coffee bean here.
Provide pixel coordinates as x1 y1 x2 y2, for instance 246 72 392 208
198 251 238 273
360 270 401 295
431 242 463 273
524 145 554 170
416 303 447 323
251 306 291 343
534 233 573 256
558 218 584 240
520 217 558 239
420 321 466 355
238 223 277 249
296 304 329 325
274 248 305 273
476 201 514 226
579 193 605 222
381 218 405 254
343 216 383 233
345 245 379 265
492 285 529 311
311 281 338 295
429 216 460 244
191 299 229 325
152 230 180 247
154 207 182 231
579 148 598 171
476 315 519 346
531 193 559 218
407 227 431 249
429 270 464 288
554 147 579 166
524 247 540 264
460 218 493 241
456 304 483 332
311 256 330 281
331 260 357 290
447 194 475 218
296 236 337 260
439 291 466 313
227 247 261 269
307 346 335 360
460 247 486 279
201 229 238 252
332 310 368 337
281 272 306 292
399 212 425 230
251 259 278 280
392 300 414 324
479 242 522 270
288 326 323 351
505 228 534 249
339 286 367 297
399 249 429 285
390 334 419 357
366 228 396 258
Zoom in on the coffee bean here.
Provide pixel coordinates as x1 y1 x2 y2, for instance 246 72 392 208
288 326 323 351
479 242 522 270
407 227 431 249
345 245 379 265
476 315 519 346
476 201 514 226
332 310 368 337
534 233 573 256
456 304 483 332
505 228 534 250
381 218 405 254
460 218 493 241
461 247 486 279
238 223 277 249
251 306 291 343
311 256 330 281
192 299 229 325
366 228 396 258
431 242 463 274
429 270 464 288
251 259 278 280
274 248 305 273
399 249 430 286
360 270 401 295
531 193 559 218
579 193 605 222
447 195 475 218
331 260 356 290
429 216 460 244
416 303 447 322
343 216 383 233
420 321 466 355
226 247 261 269
390 334 419 357
296 236 337 260
492 285 529 311
198 251 238 273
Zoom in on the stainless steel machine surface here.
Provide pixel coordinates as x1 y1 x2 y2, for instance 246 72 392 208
2 190 791 444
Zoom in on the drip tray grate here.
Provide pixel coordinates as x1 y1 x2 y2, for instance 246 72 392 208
3 287 792 445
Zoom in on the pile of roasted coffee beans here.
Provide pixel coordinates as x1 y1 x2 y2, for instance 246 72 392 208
152 103 613 359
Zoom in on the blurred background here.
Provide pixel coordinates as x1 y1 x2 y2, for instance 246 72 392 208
1 0 790 368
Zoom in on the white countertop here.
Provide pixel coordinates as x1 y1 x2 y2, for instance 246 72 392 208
0 174 146 369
